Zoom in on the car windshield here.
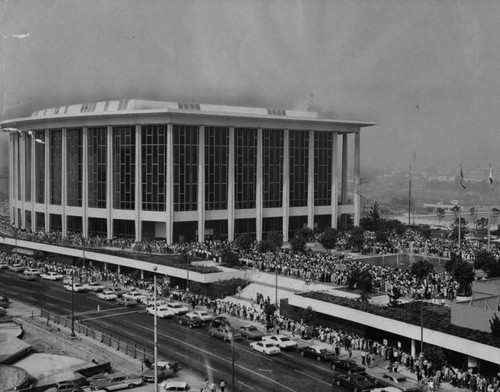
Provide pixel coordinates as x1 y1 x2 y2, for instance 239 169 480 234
170 304 182 308
280 337 291 342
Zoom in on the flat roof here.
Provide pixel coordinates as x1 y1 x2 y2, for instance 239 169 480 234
0 99 376 129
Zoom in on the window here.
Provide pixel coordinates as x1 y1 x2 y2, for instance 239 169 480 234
235 128 257 209
205 127 228 210
173 125 198 211
142 125 167 211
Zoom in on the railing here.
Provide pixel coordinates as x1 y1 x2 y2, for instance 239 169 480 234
40 310 154 362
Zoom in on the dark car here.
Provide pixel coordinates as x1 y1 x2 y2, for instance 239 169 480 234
210 316 230 328
238 325 265 340
140 364 176 383
0 294 10 308
331 358 366 373
178 313 204 328
333 373 378 392
298 345 336 362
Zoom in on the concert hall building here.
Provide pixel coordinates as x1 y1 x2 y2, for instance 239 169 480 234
2 99 374 243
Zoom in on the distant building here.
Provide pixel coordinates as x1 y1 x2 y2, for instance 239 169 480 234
1 99 374 243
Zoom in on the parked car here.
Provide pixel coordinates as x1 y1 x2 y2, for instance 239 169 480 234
97 290 118 301
8 263 25 273
64 283 88 293
122 291 148 303
110 287 127 297
192 309 213 322
63 275 73 285
146 304 177 318
40 271 64 280
160 380 191 391
371 387 405 392
369 372 421 392
116 297 137 307
0 260 9 269
210 316 230 328
332 373 378 392
144 297 168 307
330 358 366 373
140 364 176 383
165 302 189 315
89 373 143 391
297 345 336 362
238 325 265 340
19 272 38 281
250 341 281 355
85 282 106 292
178 312 204 328
208 325 242 342
44 378 88 392
23 267 43 276
261 334 298 350
0 306 7 316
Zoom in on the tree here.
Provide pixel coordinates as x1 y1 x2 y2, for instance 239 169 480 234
263 302 276 323
474 250 496 271
319 228 338 249
258 240 276 253
411 259 434 281
221 250 240 268
356 270 373 301
348 227 365 252
290 236 306 253
375 230 388 243
452 259 475 296
236 234 253 251
299 305 316 325
295 227 315 242
360 202 382 232
423 346 447 371
267 231 283 250
436 207 446 226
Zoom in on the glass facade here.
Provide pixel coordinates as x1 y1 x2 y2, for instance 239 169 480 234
263 129 283 208
113 219 135 238
113 126 135 210
205 219 228 240
16 137 20 200
88 127 107 208
174 125 198 212
67 215 82 233
50 130 62 205
314 132 333 206
36 212 45 231
235 128 257 209
263 216 282 239
49 213 62 232
67 128 83 207
25 136 31 202
289 215 308 239
289 131 309 207
142 125 167 211
205 127 228 210
35 131 45 203
88 217 107 237
235 218 256 239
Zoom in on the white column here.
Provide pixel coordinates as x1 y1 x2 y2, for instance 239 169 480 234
227 127 235 241
13 134 19 226
166 124 174 244
331 132 338 228
282 130 290 242
307 131 315 229
61 128 67 236
197 126 205 242
341 134 349 228
107 126 113 239
20 134 26 229
256 128 263 242
44 130 50 231
354 132 361 226
82 127 88 238
9 135 14 224
135 125 142 241
31 135 36 231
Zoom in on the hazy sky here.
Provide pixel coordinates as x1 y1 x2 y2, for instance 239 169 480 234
1 0 499 174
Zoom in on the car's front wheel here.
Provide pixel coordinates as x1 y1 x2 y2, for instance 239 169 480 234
331 364 336 370
128 384 136 389
316 356 321 362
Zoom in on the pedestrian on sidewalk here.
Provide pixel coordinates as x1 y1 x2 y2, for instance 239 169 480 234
220 379 225 392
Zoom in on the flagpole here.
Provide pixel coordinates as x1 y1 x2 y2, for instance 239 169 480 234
458 165 463 252
488 164 493 251
408 164 412 226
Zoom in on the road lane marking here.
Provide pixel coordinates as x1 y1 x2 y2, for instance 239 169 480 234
294 369 330 385
124 320 299 392
238 380 255 390
45 294 72 304
175 352 188 359
79 310 143 321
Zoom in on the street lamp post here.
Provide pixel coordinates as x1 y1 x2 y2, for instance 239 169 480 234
185 252 190 293
231 326 235 391
70 259 76 338
153 266 158 392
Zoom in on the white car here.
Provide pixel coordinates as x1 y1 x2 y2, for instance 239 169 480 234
122 291 148 303
23 268 43 276
165 302 189 315
40 271 64 280
262 334 298 350
85 282 106 292
192 309 213 322
146 304 177 318
97 290 118 301
0 260 9 269
144 298 168 308
64 283 87 292
250 341 281 355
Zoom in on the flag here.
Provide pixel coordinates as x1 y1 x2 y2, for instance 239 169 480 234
460 167 467 189
490 166 494 192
